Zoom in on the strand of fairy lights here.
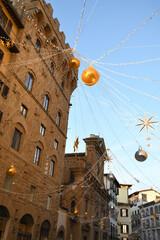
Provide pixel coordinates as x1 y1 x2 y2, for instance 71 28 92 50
73 0 87 51
89 82 160 190
92 8 160 62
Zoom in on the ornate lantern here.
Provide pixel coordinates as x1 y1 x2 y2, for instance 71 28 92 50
69 57 80 70
135 146 147 162
6 164 16 177
81 65 100 86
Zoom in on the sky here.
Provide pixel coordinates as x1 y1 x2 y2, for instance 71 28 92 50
46 0 160 194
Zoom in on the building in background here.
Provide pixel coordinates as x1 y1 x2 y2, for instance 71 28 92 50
129 188 160 240
0 0 77 239
117 184 132 240
104 173 120 240
139 199 160 240
60 134 111 240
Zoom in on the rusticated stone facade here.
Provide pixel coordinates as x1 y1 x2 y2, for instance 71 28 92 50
59 135 111 240
0 0 77 239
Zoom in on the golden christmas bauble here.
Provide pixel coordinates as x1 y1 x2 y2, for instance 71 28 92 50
68 57 80 70
84 211 88 217
81 65 100 86
6 164 16 177
117 221 121 226
73 208 78 216
135 146 147 162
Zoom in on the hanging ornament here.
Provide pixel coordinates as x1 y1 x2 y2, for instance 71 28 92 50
84 211 88 217
136 113 158 134
68 57 80 70
73 137 79 152
135 146 147 162
146 136 151 147
117 221 121 226
73 207 78 216
81 65 100 86
6 164 16 177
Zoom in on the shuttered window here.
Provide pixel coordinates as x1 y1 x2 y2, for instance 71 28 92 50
6 20 12 35
0 49 4 64
1 84 9 99
0 111 3 122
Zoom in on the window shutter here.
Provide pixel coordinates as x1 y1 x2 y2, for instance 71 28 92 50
127 225 129 233
126 209 128 217
0 49 4 64
0 111 3 122
6 20 13 35
121 225 123 233
2 84 9 99
120 209 122 217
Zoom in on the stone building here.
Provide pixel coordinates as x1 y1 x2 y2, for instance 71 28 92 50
140 199 160 240
129 188 160 240
0 0 77 239
104 173 120 240
59 134 111 240
117 184 132 240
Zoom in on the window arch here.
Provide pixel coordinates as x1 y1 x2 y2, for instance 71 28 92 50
33 141 43 166
49 160 55 177
35 38 41 52
26 73 33 91
43 94 49 111
56 111 61 127
11 123 25 152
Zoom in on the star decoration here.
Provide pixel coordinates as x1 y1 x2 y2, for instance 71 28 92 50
136 114 158 134
98 220 104 229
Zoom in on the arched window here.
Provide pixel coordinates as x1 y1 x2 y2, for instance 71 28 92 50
34 146 41 166
50 62 54 74
56 111 61 126
35 38 41 52
49 160 55 177
26 73 33 91
17 214 34 240
61 81 64 92
43 94 49 111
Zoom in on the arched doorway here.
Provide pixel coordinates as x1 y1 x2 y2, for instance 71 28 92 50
57 231 64 240
17 214 34 240
0 206 10 239
39 220 50 240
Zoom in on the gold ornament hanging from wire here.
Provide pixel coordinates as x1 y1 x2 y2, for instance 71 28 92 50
81 65 100 86
69 57 80 70
6 164 16 177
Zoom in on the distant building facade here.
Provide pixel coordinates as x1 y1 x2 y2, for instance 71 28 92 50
140 199 160 240
104 173 120 240
117 184 132 240
129 188 160 240
0 0 77 239
60 135 111 240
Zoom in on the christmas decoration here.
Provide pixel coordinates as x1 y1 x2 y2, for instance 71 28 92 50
6 164 16 177
81 65 100 86
69 57 80 70
135 146 147 162
136 114 158 134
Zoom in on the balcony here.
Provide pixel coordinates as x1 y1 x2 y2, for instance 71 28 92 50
0 24 19 53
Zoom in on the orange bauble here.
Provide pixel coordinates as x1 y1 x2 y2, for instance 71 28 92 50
73 208 78 216
117 221 121 226
81 65 100 86
69 57 80 70
6 164 16 177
